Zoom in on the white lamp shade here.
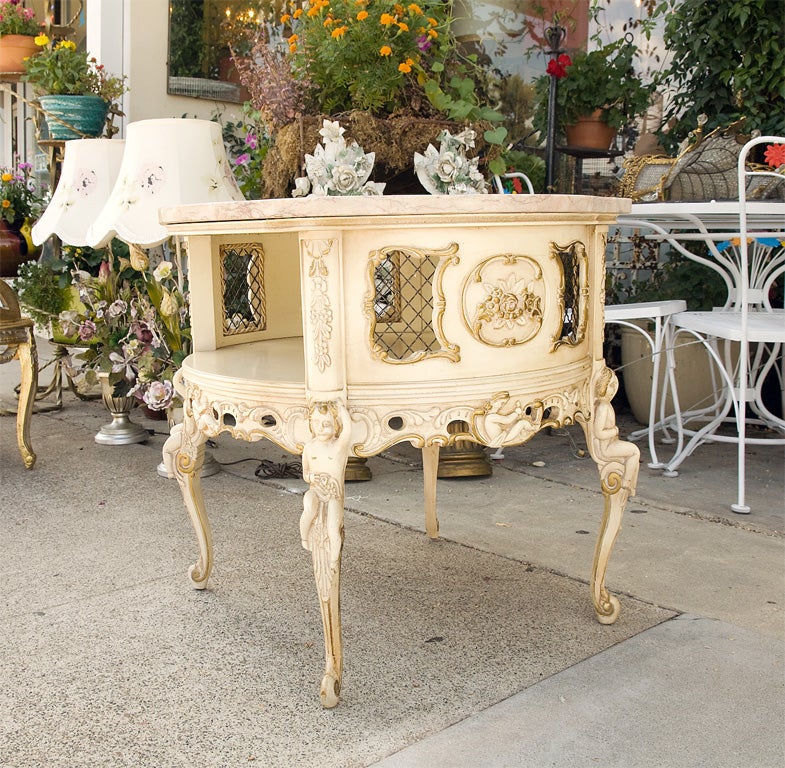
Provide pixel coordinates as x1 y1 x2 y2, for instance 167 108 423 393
31 138 125 246
86 118 244 249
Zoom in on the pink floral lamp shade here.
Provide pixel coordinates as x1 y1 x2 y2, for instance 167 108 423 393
31 139 126 247
86 118 244 249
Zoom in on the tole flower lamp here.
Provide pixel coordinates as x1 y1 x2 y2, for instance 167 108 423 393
86 118 243 472
31 139 126 247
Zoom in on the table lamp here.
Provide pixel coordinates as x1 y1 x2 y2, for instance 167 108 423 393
31 138 125 247
86 118 243 249
86 118 243 474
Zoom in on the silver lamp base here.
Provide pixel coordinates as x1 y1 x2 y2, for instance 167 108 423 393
95 413 150 445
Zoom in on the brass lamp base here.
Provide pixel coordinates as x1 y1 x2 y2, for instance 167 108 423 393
437 421 492 478
345 456 372 482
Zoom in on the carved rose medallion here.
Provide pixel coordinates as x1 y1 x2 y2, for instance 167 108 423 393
462 254 545 346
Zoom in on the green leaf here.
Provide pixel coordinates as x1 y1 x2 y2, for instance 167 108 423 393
488 157 506 176
483 126 508 146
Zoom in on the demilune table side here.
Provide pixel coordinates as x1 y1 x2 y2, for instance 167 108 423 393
161 194 638 707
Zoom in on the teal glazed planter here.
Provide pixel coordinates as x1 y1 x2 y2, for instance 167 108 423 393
37 94 109 140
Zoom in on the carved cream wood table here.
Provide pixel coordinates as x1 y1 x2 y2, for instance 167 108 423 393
161 194 637 708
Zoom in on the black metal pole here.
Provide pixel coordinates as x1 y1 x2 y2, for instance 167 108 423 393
544 20 566 193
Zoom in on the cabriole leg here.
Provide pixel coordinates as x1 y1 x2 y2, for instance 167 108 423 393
15 334 37 469
164 417 213 589
581 367 640 624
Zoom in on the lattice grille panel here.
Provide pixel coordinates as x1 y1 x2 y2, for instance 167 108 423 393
373 249 439 360
220 243 267 336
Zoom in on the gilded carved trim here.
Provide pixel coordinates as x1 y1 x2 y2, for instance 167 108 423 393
550 240 589 351
365 243 460 364
461 253 545 347
303 239 335 373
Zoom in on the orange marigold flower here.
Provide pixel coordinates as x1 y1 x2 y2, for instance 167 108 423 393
380 13 395 25
1 173 12 182
324 16 334 26
289 43 297 52
408 3 423 14
394 4 405 14
427 29 438 38
293 8 303 18
288 33 299 43
331 25 348 37
280 13 291 23
307 5 320 16
379 45 392 56
397 21 409 31
357 10 368 20
427 17 437 26
398 61 412 73
2 200 10 209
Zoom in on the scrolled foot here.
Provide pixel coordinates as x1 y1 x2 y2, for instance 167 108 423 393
594 592 621 625
320 672 341 708
188 561 210 590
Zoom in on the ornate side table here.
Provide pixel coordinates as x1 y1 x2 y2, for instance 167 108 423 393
161 194 637 708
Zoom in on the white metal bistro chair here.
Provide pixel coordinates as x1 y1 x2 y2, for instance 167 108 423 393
663 136 785 513
604 299 687 468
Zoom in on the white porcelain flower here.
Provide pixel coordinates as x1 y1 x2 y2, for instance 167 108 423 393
292 176 311 197
414 129 488 195
293 119 385 197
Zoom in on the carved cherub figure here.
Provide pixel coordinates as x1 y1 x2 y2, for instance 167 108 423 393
300 401 352 568
591 367 639 488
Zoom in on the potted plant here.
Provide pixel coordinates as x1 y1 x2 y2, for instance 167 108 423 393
0 161 46 276
233 0 508 196
534 38 654 150
0 0 40 75
23 34 127 139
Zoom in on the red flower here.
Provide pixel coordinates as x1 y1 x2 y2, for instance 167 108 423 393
763 143 785 168
546 54 572 79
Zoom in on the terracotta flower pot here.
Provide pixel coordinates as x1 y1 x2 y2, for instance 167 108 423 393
0 34 38 75
564 110 617 151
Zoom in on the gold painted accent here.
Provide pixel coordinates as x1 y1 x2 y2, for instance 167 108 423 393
219 242 267 336
304 239 335 372
550 240 589 350
461 253 545 347
366 243 460 364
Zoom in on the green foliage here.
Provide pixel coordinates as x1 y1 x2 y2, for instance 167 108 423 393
660 0 785 149
219 105 270 199
285 0 454 115
499 150 546 193
533 38 655 137
14 259 72 328
23 37 127 102
168 0 208 78
616 251 728 312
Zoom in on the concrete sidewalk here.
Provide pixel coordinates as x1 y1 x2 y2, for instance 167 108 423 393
0 339 783 767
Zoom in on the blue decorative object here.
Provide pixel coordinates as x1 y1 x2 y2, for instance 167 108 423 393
37 95 109 140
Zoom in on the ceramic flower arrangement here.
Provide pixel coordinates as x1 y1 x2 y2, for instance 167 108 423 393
60 250 190 411
413 128 488 195
292 119 385 197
